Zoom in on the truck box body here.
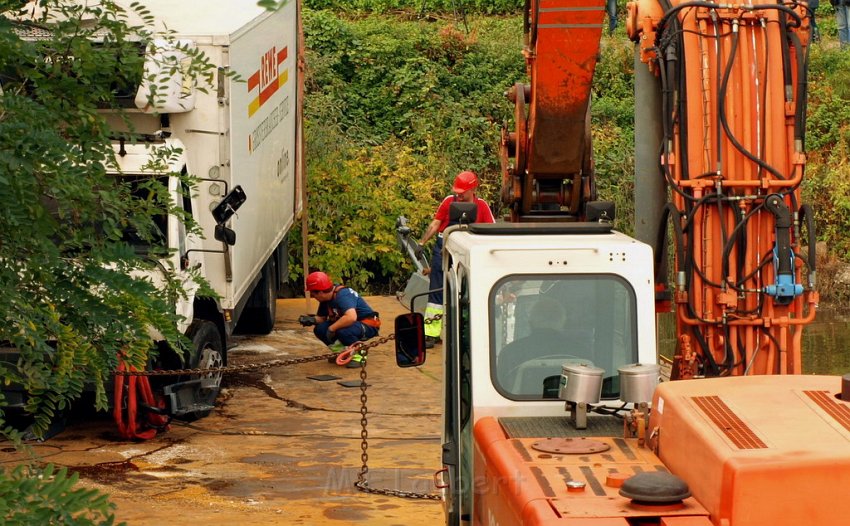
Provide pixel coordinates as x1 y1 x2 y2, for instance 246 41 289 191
110 0 301 332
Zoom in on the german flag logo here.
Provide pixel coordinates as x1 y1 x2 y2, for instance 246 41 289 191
248 45 288 117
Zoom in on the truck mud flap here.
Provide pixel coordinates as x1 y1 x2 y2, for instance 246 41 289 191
162 378 218 419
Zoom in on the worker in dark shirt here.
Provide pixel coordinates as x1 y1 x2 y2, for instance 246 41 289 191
300 271 380 367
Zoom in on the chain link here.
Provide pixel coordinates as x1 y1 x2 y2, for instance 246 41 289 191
113 352 340 376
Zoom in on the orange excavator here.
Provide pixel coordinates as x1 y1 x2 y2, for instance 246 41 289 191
393 0 838 524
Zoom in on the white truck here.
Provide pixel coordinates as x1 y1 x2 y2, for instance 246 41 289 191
1 0 302 422
105 0 303 418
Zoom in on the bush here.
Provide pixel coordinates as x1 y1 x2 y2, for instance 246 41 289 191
803 45 850 261
303 0 523 15
0 464 118 526
296 12 525 290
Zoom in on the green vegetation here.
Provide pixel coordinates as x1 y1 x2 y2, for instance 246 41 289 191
295 9 637 292
800 43 850 301
296 11 528 291
0 0 211 434
303 0 523 15
1 1 214 519
0 464 116 526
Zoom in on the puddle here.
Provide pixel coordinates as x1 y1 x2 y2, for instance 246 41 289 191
69 460 139 484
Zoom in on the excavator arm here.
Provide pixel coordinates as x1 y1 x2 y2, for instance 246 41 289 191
500 0 607 221
627 0 818 377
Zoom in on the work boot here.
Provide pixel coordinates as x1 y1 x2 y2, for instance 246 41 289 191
425 336 441 349
346 352 366 368
327 341 345 363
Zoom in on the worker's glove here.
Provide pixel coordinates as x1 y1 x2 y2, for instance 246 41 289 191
298 315 317 327
326 329 336 341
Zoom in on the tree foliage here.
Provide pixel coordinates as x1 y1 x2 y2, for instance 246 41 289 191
296 11 525 290
0 464 117 526
0 1 212 437
800 43 850 298
302 0 523 15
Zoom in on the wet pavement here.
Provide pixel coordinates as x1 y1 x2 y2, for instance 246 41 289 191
2 296 445 525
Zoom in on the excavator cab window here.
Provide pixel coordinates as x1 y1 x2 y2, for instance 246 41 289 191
490 274 638 400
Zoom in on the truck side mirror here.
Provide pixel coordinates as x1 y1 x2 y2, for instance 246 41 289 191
395 312 426 367
212 185 247 224
214 224 236 245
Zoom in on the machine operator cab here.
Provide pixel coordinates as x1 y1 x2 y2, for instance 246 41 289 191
393 205 659 525
395 211 658 411
396 260 653 402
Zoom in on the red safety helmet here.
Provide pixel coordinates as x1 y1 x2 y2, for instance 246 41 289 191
452 170 479 194
305 271 333 292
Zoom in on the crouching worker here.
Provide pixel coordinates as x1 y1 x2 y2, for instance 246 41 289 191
300 271 380 368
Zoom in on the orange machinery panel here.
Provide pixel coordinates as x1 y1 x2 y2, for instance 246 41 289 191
472 417 711 525
650 375 850 526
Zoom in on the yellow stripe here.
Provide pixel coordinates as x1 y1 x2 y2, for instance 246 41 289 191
278 69 288 87
248 97 260 117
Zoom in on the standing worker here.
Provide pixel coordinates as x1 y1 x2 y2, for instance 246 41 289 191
834 0 850 47
299 271 380 367
417 171 496 347
606 0 618 35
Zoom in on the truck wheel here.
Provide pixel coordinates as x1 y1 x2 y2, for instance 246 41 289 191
236 257 277 335
183 320 225 421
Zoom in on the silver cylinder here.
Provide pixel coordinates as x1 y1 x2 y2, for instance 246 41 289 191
618 363 660 404
559 364 605 404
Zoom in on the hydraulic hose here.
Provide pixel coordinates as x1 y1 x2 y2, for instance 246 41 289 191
718 23 787 180
655 203 686 286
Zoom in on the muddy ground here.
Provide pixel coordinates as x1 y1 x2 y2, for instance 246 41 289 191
2 296 445 525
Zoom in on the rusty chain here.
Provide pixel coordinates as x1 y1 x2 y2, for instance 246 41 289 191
113 330 402 377
354 314 443 500
113 352 340 376
114 312 444 501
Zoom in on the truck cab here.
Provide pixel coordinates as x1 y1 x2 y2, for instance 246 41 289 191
434 221 658 523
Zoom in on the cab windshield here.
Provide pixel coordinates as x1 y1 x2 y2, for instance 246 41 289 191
490 275 638 400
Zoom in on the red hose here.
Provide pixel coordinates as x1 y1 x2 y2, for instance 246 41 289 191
114 360 170 440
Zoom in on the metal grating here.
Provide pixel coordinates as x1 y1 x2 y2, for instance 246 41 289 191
499 416 623 439
804 390 850 433
692 396 767 449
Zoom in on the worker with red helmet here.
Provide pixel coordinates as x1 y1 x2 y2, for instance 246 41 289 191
417 171 495 347
300 271 380 367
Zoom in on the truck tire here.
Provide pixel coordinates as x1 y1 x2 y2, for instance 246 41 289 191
183 320 225 421
235 257 277 335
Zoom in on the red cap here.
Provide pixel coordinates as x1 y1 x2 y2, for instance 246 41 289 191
305 271 333 292
452 171 479 194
